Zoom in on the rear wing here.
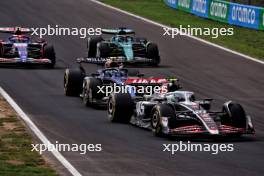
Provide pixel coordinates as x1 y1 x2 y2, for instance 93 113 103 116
101 28 135 35
0 27 32 34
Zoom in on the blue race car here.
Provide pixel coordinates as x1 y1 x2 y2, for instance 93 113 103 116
86 28 160 66
64 62 179 107
0 27 56 68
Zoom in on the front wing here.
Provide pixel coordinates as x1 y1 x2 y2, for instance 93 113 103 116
167 125 255 136
0 57 52 65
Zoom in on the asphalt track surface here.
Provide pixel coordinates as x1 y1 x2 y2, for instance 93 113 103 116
0 0 264 176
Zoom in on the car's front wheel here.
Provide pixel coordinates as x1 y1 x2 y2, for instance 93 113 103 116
108 93 134 123
82 78 103 107
222 102 247 128
151 104 175 137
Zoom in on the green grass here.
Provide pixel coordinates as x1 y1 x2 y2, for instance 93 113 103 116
101 0 264 60
0 98 57 176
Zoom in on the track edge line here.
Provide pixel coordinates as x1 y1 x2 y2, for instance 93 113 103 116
0 86 82 176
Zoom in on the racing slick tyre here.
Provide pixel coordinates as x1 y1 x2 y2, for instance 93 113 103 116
44 45 56 68
108 93 134 123
82 78 103 107
222 102 247 129
64 68 84 96
97 43 111 58
87 36 103 57
146 43 160 66
151 104 175 137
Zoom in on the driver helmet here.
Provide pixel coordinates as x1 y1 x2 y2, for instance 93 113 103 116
105 60 119 68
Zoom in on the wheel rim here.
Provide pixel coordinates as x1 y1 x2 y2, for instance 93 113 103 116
83 87 89 105
88 88 93 103
64 74 69 93
152 111 159 128
108 99 115 120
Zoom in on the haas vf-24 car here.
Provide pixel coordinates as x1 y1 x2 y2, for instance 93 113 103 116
108 91 255 138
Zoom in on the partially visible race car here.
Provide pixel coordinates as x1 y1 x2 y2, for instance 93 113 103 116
85 28 160 66
0 27 56 68
107 91 255 138
64 61 180 107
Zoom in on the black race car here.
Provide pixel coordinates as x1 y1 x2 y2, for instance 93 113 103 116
86 28 160 66
108 91 255 137
64 61 180 107
0 27 56 67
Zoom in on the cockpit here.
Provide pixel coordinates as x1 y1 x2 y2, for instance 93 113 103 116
8 35 30 43
165 91 196 103
102 69 128 78
112 35 134 43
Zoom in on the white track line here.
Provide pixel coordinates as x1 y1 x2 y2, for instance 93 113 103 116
0 87 82 176
90 0 264 65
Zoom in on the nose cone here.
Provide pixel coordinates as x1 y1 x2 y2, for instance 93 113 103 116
208 128 219 135
123 44 134 61
14 43 28 61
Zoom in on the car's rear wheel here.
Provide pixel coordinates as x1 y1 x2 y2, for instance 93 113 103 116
44 45 56 68
87 36 103 57
108 93 134 123
83 78 103 107
64 68 84 96
151 104 175 137
146 43 160 66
